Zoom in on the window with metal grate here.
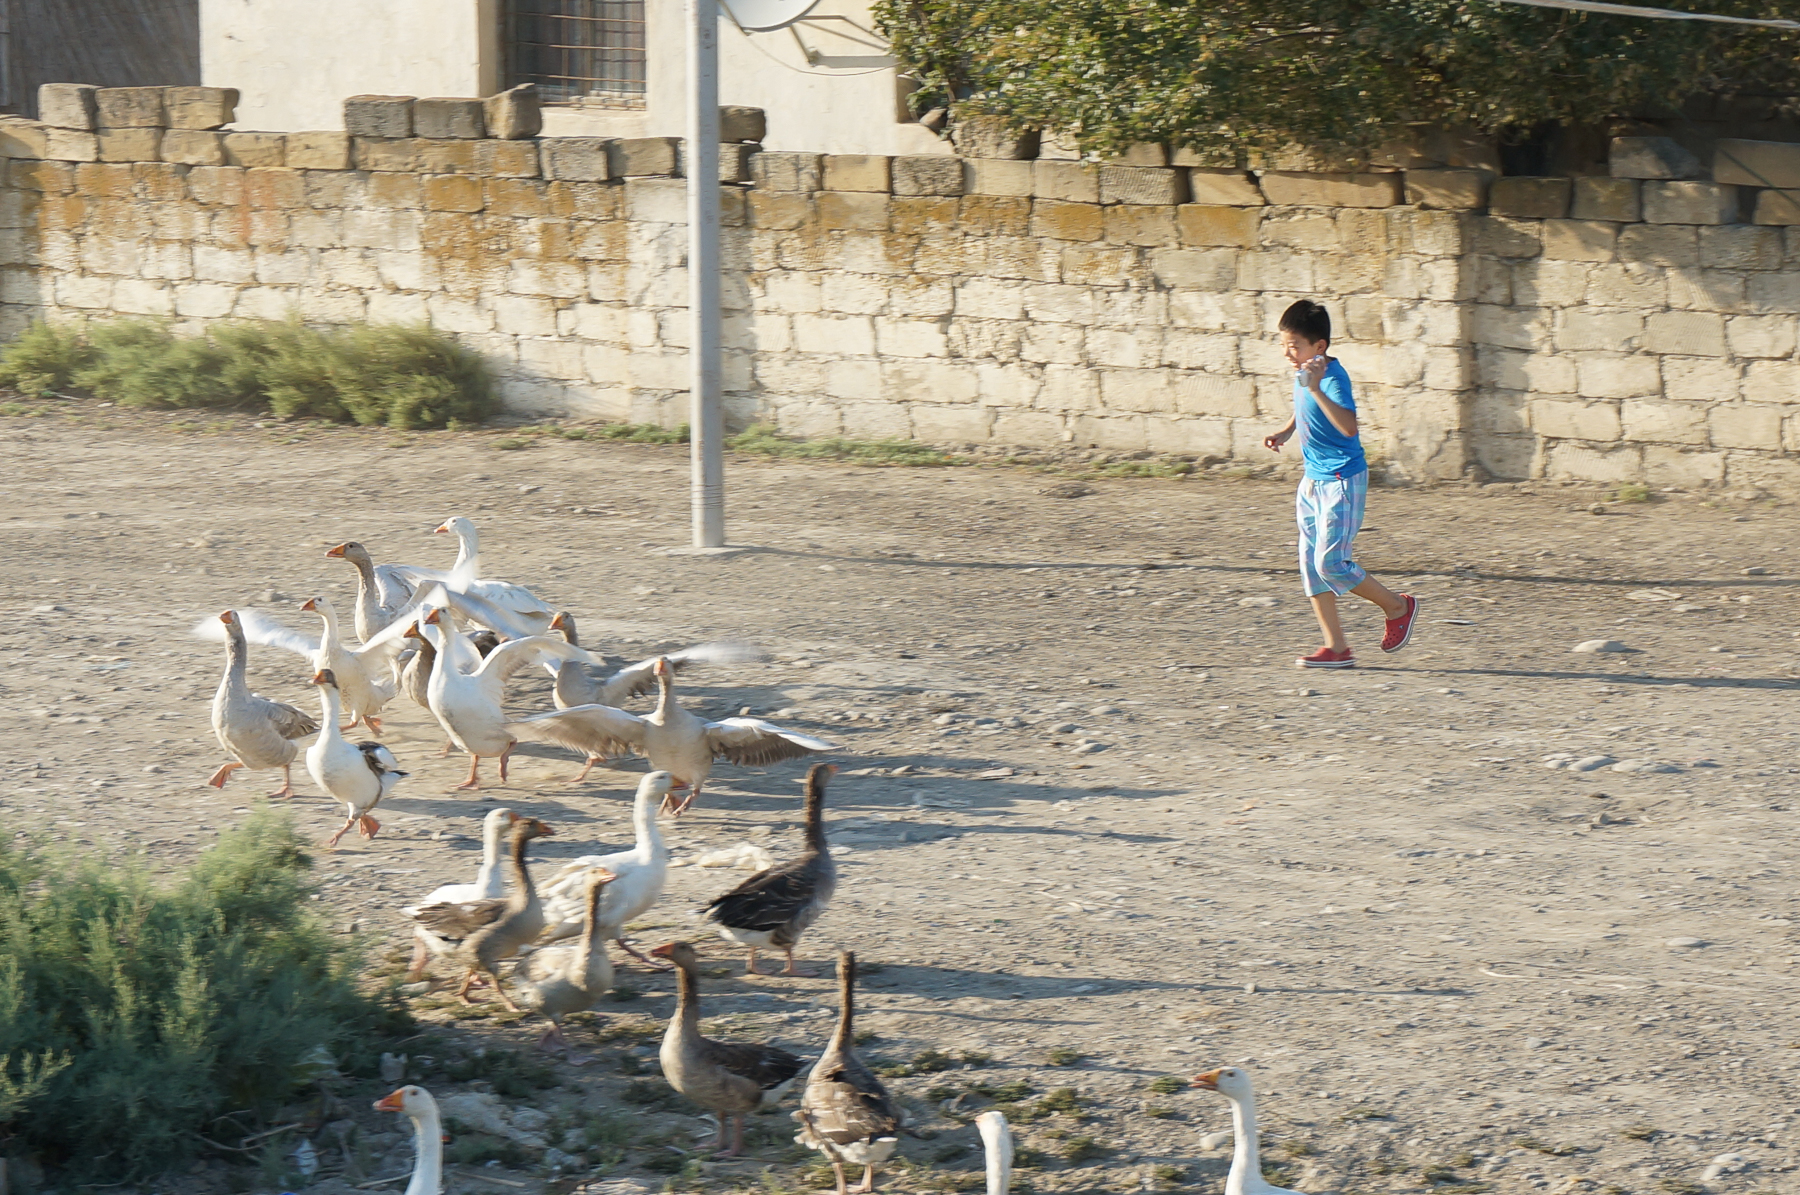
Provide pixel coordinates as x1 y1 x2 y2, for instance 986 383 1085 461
505 0 647 108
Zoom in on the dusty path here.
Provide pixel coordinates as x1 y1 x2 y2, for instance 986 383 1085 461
0 401 1795 1195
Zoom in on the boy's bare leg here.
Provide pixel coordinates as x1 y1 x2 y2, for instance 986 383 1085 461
1350 576 1408 619
1310 593 1349 652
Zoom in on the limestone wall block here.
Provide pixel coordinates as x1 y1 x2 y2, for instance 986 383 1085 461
757 354 827 394
483 85 542 141
1477 347 1576 394
1403 168 1490 210
1667 267 1743 313
1660 355 1740 403
314 247 380 288
1725 314 1797 357
252 248 309 285
414 98 485 140
96 88 166 129
756 271 822 314
1034 162 1098 204
480 177 546 218
1174 204 1258 248
1168 372 1257 421
1471 215 1540 258
367 289 427 322
1712 137 1800 188
1587 262 1666 308
1616 223 1696 269
885 358 979 404
1571 178 1639 223
956 195 1030 238
1032 363 1100 412
1707 403 1782 449
1752 190 1800 225
1642 181 1737 226
537 138 612 183
1546 441 1642 481
1745 359 1800 405
1556 308 1643 352
342 207 422 251
1644 310 1726 356
1168 290 1256 333
506 258 585 298
1531 398 1620 441
8 160 71 193
1574 351 1662 398
1158 329 1238 374
1259 210 1336 250
98 128 161 162
244 167 304 210
74 161 132 198
1186 168 1262 206
821 231 907 276
967 159 1032 197
1644 445 1725 487
1095 204 1173 247
39 85 99 131
369 248 434 290
820 358 878 399
1541 220 1616 263
1236 249 1314 293
990 409 1068 445
1471 391 1531 438
1090 327 1164 370
166 86 238 131
426 293 493 333
818 191 889 232
1020 323 1084 364
1098 166 1186 206
0 118 49 159
1066 413 1148 450
1504 260 1583 307
1745 271 1800 313
421 174 480 212
891 156 963 197
415 140 478 175
186 165 244 205
1147 247 1235 291
1060 243 1141 287
1469 302 1548 350
1257 171 1401 208
345 96 415 139
111 277 173 315
1623 398 1709 444
1699 225 1781 271
822 154 890 193
219 132 283 168
471 141 539 179
1097 287 1165 326
193 244 253 284
1029 200 1102 242
1489 177 1570 220
875 317 949 358
1022 282 1094 325
354 138 420 172
794 312 875 355
171 280 235 317
288 133 351 171
891 196 955 236
1097 368 1181 414
162 130 225 167
487 294 558 336
47 129 100 162
752 152 823 193
821 271 889 315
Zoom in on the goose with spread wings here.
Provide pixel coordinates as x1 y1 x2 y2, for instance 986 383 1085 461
383 515 556 634
507 657 837 813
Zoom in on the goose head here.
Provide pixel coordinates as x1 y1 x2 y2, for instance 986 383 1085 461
512 815 556 843
300 596 332 617
1191 1066 1254 1101
311 668 339 689
585 866 617 893
374 1084 438 1118
637 771 675 804
549 611 577 644
423 608 444 627
324 541 369 563
401 620 425 641
434 516 475 539
649 939 700 968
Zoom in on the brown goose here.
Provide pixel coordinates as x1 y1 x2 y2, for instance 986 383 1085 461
794 951 904 1195
407 815 555 1007
705 762 838 976
207 610 319 799
650 940 806 1156
324 540 416 641
511 866 616 1062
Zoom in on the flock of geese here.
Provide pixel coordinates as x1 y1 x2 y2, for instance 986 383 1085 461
192 516 1300 1195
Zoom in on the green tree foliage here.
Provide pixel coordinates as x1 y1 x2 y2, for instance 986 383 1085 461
0 808 408 1182
0 317 498 429
875 0 1800 156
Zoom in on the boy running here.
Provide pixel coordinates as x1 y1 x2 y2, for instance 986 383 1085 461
1262 300 1417 669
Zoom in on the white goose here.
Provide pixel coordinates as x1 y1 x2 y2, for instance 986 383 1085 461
536 771 673 967
306 668 408 847
408 610 597 790
405 807 515 910
208 610 319 799
507 658 837 813
1191 1067 1307 1195
374 1085 443 1195
385 516 556 634
977 1111 1013 1195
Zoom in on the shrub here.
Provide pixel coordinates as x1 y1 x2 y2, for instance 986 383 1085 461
0 807 407 1183
0 317 497 429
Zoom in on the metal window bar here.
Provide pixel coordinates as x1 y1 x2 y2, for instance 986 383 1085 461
506 0 647 107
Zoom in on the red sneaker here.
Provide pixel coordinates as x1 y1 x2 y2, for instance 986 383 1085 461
1297 646 1355 669
1382 594 1418 653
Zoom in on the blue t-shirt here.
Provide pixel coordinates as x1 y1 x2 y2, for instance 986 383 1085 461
1294 358 1366 481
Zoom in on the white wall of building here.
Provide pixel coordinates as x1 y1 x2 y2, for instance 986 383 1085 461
203 0 942 155
201 0 496 131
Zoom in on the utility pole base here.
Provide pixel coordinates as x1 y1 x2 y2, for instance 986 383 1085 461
658 544 757 558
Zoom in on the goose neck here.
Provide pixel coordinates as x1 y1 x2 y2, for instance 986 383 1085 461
473 819 504 894
633 789 665 857
652 670 676 718
405 1103 443 1195
451 525 479 571
1224 1090 1263 1194
317 684 343 733
506 829 535 901
829 957 856 1050
672 960 702 1032
224 627 249 684
574 879 608 974
802 785 829 853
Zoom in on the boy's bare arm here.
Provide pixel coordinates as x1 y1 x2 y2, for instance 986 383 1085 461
1263 417 1296 452
1303 357 1358 437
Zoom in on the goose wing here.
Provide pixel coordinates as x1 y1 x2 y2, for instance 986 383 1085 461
703 1039 805 1093
704 718 837 766
264 698 320 741
706 856 824 932
372 563 417 611
409 898 505 940
506 704 648 758
357 741 404 778
598 641 763 705
192 610 319 658
805 1055 903 1144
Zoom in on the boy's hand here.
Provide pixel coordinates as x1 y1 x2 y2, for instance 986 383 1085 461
1300 355 1329 392
1263 428 1292 453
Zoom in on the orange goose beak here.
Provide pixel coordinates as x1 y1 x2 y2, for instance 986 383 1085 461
324 543 347 558
373 1089 406 1112
1191 1070 1222 1091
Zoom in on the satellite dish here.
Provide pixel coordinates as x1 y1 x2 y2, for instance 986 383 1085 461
721 0 819 31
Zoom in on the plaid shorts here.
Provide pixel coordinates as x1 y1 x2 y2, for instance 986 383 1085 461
1296 472 1369 597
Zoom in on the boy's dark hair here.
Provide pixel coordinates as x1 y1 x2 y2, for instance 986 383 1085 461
1278 299 1331 345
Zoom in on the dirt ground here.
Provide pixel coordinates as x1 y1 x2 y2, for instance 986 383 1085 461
1 400 1796 1195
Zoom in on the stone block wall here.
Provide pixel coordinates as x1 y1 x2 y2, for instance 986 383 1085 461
1 85 1799 489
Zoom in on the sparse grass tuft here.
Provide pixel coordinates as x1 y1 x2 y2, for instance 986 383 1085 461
1035 1087 1087 1117
444 1130 531 1167
1278 1139 1316 1157
1145 1075 1184 1095
911 1048 956 1073
1046 1047 1084 1066
0 317 496 429
1620 1124 1660 1140
1514 1137 1577 1156
1613 481 1653 503
727 422 962 467
1338 1105 1392 1122
1142 1104 1176 1119
1150 1163 1185 1187
1659 1182 1706 1195
493 437 528 450
1059 1135 1106 1163
442 1047 558 1098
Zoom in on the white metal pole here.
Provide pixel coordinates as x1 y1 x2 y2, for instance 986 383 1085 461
687 0 725 548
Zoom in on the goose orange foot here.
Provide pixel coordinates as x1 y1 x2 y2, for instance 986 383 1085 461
207 761 243 788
